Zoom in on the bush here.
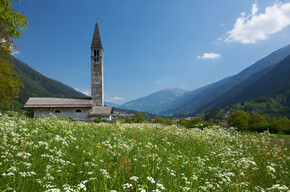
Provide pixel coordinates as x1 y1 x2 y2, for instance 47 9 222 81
249 123 269 133
94 118 108 123
164 119 175 125
249 113 268 126
227 111 249 131
115 119 125 124
270 118 290 134
190 117 203 125
132 112 144 123
153 117 166 124
24 108 34 118
178 118 190 128
125 116 132 123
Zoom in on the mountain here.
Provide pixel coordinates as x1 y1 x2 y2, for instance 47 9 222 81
10 57 88 109
155 44 290 116
104 101 120 108
210 54 290 110
119 87 188 113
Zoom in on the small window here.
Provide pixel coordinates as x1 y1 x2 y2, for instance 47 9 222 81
54 110 61 114
95 58 99 64
94 50 96 56
75 109 82 113
97 50 100 56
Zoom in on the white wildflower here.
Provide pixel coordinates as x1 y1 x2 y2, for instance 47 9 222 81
130 176 139 181
147 176 155 184
157 183 165 190
123 183 133 189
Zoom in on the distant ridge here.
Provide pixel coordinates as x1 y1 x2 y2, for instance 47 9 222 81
119 87 188 113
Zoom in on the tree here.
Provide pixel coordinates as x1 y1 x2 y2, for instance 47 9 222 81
0 0 29 107
190 117 203 125
153 117 165 124
124 116 132 123
270 118 290 134
164 118 175 125
227 110 249 131
249 113 268 126
178 118 189 128
132 112 144 123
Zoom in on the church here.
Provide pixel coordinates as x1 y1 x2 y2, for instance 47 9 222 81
24 23 113 121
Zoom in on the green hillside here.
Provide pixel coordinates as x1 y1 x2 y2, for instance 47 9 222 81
204 55 290 122
8 57 88 109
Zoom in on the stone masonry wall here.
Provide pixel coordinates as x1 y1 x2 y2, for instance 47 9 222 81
91 48 104 106
34 107 91 120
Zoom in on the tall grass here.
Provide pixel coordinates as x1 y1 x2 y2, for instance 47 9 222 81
0 117 289 191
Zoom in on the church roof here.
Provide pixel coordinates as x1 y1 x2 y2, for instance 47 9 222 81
91 22 102 48
89 106 113 117
24 97 93 108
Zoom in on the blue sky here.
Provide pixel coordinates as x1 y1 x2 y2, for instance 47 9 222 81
13 0 290 104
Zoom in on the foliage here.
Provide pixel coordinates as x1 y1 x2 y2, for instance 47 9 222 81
227 110 249 131
249 113 269 126
124 116 132 123
94 118 107 123
24 107 34 118
5 57 89 110
270 118 290 134
177 118 206 129
164 118 175 125
249 123 269 133
132 112 144 123
0 0 28 108
0 117 289 191
0 0 29 39
115 118 125 124
153 117 166 124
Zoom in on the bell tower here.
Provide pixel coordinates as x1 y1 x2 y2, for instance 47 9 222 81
91 22 104 106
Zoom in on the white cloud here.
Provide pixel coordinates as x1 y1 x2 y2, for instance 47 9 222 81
82 91 90 96
105 97 126 104
225 2 290 44
74 88 91 96
197 52 221 60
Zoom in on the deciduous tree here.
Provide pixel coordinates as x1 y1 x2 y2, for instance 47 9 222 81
0 0 28 107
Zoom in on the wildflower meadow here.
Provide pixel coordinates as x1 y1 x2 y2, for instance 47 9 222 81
0 116 289 191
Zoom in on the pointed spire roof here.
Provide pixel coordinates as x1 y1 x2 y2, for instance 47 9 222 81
91 22 102 48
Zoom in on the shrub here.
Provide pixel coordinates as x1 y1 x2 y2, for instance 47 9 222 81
270 118 290 134
227 110 249 131
94 118 107 123
164 119 175 125
190 117 203 125
178 118 190 128
249 113 268 126
153 117 166 124
249 123 269 133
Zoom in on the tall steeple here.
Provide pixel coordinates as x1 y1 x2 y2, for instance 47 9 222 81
91 22 104 106
91 22 103 48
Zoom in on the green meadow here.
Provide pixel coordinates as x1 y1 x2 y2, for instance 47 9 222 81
0 116 289 191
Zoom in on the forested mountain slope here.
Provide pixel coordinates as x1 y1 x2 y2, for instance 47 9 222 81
10 57 88 109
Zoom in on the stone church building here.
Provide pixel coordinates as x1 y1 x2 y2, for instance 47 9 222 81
24 23 113 120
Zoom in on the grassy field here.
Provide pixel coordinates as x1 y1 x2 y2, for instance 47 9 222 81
0 116 289 191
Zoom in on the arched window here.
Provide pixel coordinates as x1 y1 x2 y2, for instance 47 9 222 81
96 50 100 56
54 110 61 114
94 50 96 56
75 109 82 113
